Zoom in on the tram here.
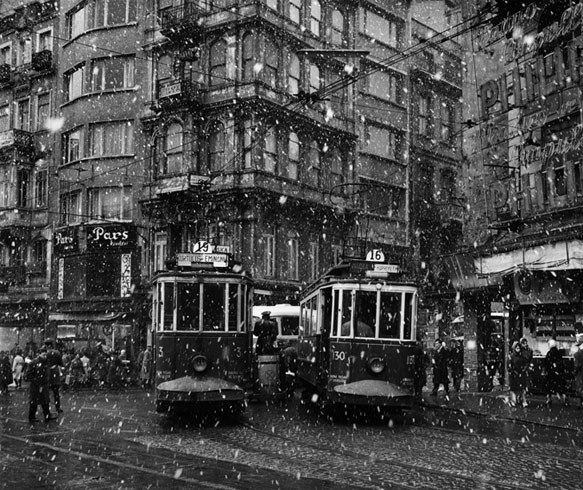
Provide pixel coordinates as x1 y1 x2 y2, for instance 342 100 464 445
296 257 419 410
152 248 254 415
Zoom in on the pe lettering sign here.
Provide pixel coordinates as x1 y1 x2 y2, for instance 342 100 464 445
86 224 136 251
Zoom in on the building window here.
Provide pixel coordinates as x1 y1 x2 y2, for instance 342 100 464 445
288 237 299 280
364 124 398 160
288 132 300 179
440 102 453 142
418 96 430 136
361 179 405 218
264 39 279 87
553 158 567 197
159 122 183 175
328 148 344 189
288 52 300 95
331 9 345 45
310 0 321 36
242 33 254 81
209 121 225 173
308 140 320 186
64 65 85 101
67 0 137 38
14 98 30 131
36 28 53 52
266 0 278 11
289 0 301 23
34 169 47 207
63 128 84 164
90 57 135 92
526 173 538 210
17 169 30 207
0 105 9 132
210 39 227 86
360 9 401 48
36 93 50 131
264 232 275 277
31 240 47 266
0 170 9 208
309 241 319 280
60 192 82 224
16 38 32 66
153 232 167 273
366 69 401 104
263 127 277 172
241 118 254 169
332 244 342 265
309 63 321 92
88 186 132 220
440 168 456 202
0 43 11 66
89 121 134 157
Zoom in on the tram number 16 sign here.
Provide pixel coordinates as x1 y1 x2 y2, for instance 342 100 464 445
366 249 385 262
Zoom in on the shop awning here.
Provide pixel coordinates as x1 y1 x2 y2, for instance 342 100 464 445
475 240 583 275
48 312 123 322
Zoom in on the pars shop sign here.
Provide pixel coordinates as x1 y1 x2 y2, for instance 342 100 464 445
86 224 136 250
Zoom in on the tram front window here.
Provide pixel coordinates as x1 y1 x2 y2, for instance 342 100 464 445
177 283 199 330
354 290 375 338
163 283 174 330
404 292 414 340
379 292 401 339
203 283 225 331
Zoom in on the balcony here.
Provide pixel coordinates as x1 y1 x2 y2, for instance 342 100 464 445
31 50 54 73
159 3 208 39
0 265 26 287
156 78 202 110
0 64 12 86
0 129 35 158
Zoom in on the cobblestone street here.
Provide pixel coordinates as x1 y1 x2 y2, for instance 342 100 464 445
1 388 582 489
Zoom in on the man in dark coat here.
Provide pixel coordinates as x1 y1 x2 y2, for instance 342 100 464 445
430 339 449 396
0 351 12 394
44 339 63 413
254 311 278 355
449 339 464 393
27 352 55 423
413 341 428 399
544 339 565 405
573 333 583 405
509 341 529 407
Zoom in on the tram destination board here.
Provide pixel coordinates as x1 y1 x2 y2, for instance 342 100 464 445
176 252 229 267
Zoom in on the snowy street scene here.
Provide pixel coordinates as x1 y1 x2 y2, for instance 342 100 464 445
1 0 583 488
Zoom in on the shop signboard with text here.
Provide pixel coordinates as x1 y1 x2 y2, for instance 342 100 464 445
86 224 136 251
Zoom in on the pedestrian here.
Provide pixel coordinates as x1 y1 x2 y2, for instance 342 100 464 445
27 352 56 423
413 340 428 399
44 339 63 413
80 350 91 386
449 339 464 393
430 339 450 396
0 351 13 394
544 339 566 406
12 349 24 389
69 353 84 389
254 311 278 355
573 333 583 407
140 345 153 388
508 341 529 407
520 337 534 404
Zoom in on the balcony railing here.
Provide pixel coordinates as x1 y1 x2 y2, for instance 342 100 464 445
0 129 34 153
156 78 202 108
159 3 208 38
31 50 54 73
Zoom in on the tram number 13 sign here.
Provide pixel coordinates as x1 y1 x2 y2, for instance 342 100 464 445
366 249 385 262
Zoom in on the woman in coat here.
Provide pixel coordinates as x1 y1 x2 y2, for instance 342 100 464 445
509 341 529 407
544 339 565 405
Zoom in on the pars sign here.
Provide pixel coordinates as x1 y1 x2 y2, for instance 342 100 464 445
86 224 136 250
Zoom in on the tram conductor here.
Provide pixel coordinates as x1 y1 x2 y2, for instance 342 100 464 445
254 311 278 355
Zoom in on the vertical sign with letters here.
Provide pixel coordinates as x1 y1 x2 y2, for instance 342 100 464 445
120 253 131 297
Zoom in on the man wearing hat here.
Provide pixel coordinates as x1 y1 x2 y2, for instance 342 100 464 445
254 311 278 355
573 333 583 405
44 339 63 413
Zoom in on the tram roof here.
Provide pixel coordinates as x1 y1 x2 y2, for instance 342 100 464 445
152 268 253 283
302 260 416 296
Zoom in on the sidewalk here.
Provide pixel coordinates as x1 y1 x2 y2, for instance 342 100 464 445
422 387 583 431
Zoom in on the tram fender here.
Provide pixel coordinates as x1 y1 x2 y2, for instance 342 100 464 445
332 379 410 398
156 376 245 403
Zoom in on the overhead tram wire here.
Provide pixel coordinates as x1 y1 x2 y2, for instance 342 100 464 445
50 6 496 194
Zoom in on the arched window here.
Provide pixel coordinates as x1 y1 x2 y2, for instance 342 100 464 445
264 38 279 87
310 0 321 36
309 63 320 92
331 9 345 45
209 39 227 86
242 33 254 81
209 121 225 172
308 140 320 186
288 53 300 95
288 132 299 180
162 123 183 175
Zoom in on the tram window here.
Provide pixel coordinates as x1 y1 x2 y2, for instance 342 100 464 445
320 288 332 336
281 316 299 336
340 289 352 336
227 284 238 331
332 289 339 336
156 283 162 331
202 283 226 331
379 292 401 339
354 290 376 338
163 282 174 330
404 292 414 340
176 283 199 331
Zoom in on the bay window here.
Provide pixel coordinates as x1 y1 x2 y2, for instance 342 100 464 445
88 186 132 220
64 65 85 101
210 39 227 86
209 121 225 172
60 191 82 224
89 120 134 156
288 132 300 179
90 56 135 91
310 0 321 36
288 52 300 94
63 128 84 164
263 127 277 172
67 0 137 38
159 122 183 175
331 9 345 45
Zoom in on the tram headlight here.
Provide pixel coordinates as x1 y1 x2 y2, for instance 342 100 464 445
192 355 209 374
368 357 385 374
